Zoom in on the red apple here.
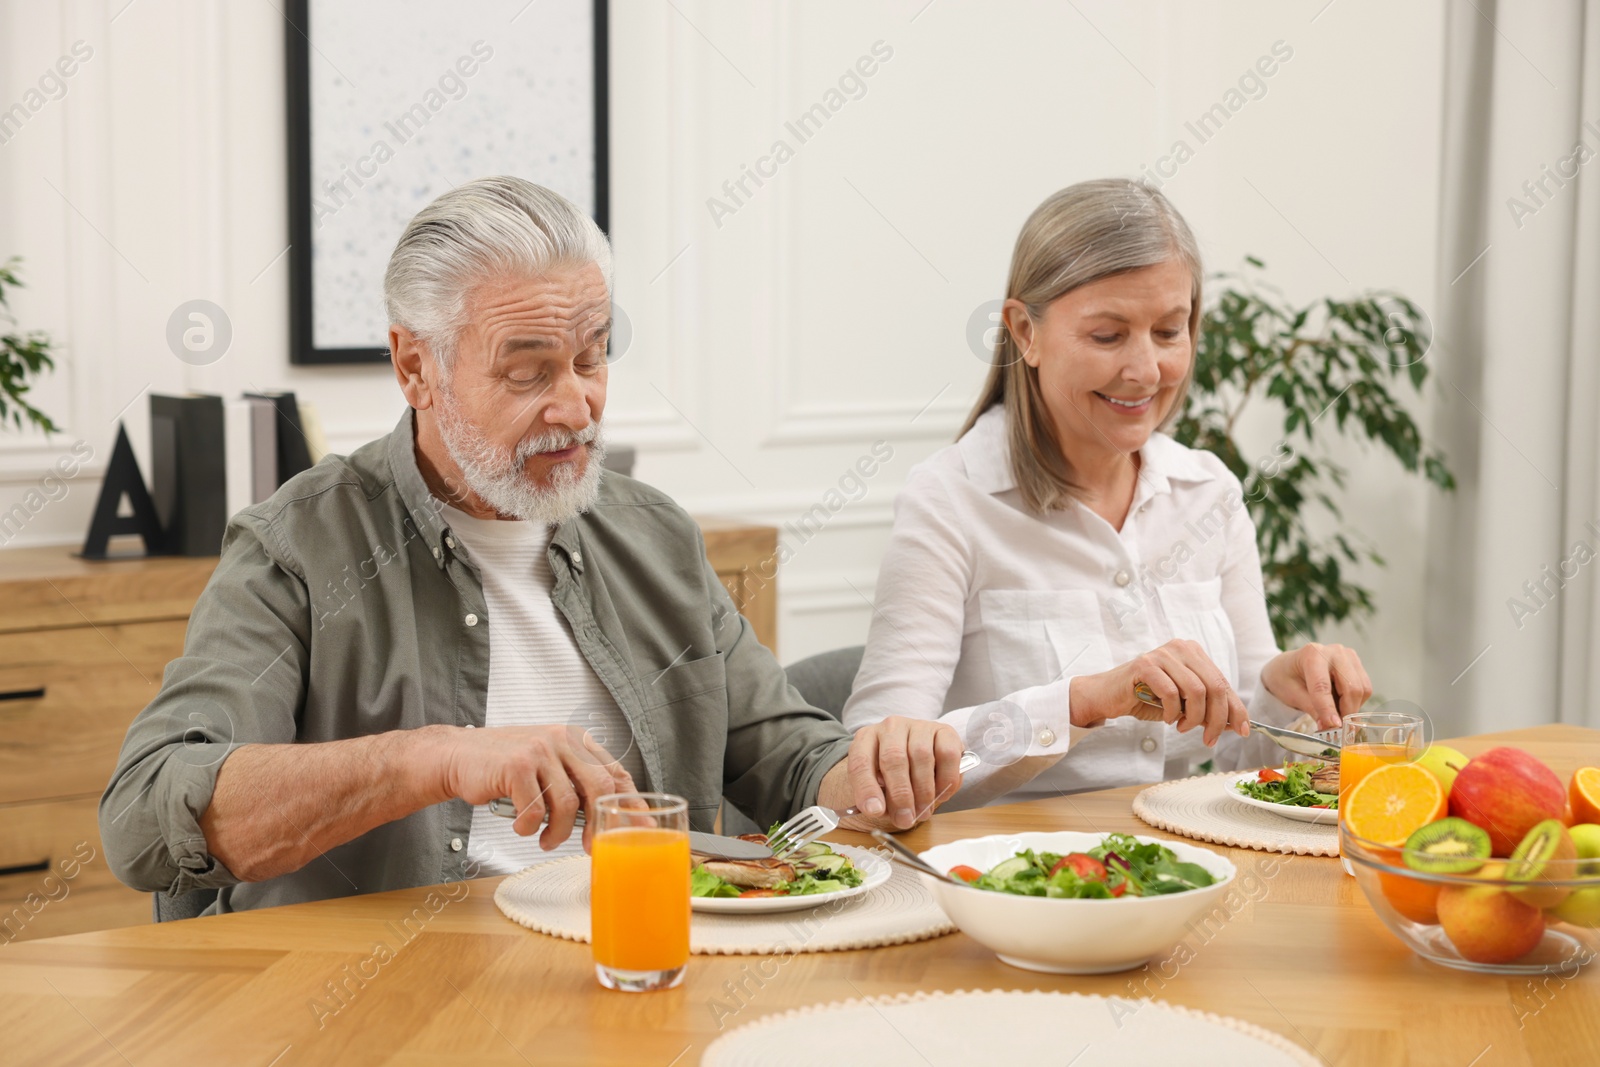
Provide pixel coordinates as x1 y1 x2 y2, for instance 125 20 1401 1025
1449 747 1568 856
1437 873 1547 964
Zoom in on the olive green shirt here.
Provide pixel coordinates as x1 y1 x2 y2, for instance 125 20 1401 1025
99 410 851 913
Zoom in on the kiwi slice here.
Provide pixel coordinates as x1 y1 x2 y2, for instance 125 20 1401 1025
1402 817 1492 874
1506 819 1576 908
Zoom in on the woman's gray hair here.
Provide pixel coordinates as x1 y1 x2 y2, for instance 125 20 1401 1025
383 176 613 371
959 178 1203 514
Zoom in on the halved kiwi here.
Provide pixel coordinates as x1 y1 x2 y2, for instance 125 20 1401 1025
1402 817 1493 874
1506 819 1576 909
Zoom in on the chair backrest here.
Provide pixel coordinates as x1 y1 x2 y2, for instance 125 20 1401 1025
782 645 865 721
720 645 866 835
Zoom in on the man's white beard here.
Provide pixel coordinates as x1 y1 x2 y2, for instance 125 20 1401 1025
434 388 607 524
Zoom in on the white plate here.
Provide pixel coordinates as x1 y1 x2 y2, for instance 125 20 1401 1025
691 844 890 914
1226 771 1338 824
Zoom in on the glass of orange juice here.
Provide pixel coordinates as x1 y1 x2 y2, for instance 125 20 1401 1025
1339 710 1423 874
590 792 690 992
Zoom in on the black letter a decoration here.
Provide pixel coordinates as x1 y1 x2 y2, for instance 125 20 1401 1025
81 423 167 559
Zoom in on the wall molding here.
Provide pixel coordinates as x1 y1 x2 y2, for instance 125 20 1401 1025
756 10 969 449
761 400 966 447
672 485 896 534
780 568 880 616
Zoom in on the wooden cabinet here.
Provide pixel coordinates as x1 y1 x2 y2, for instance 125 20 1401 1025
0 548 210 944
0 518 777 942
698 517 779 650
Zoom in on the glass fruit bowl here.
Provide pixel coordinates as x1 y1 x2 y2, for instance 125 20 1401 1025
1342 822 1600 975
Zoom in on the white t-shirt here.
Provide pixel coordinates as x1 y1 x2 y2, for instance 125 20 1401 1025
444 505 645 874
841 406 1297 809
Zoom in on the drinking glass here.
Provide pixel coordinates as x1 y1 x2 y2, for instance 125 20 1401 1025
1338 709 1424 874
589 792 690 992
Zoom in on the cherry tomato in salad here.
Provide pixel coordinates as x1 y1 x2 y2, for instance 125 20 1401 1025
948 865 983 883
1258 768 1287 783
1049 852 1108 882
739 889 782 898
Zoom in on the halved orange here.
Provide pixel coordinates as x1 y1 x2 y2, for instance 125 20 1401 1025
1571 767 1600 826
1344 763 1448 847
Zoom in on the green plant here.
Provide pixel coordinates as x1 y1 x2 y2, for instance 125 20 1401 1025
1172 257 1455 647
0 257 59 434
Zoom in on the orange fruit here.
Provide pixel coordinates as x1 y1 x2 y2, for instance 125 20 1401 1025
1380 870 1442 924
1570 767 1600 826
1344 764 1448 847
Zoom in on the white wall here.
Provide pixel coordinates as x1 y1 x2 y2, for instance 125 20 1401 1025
0 0 1446 703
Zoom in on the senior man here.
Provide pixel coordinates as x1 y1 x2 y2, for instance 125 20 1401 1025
101 176 962 913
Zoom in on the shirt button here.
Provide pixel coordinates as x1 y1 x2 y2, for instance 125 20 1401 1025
1141 737 1158 753
1038 727 1057 747
449 838 463 852
446 536 456 549
464 723 475 729
572 550 583 565
431 546 442 560
465 613 479 627
1114 569 1132 587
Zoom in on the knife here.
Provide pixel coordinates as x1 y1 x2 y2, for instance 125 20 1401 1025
1131 680 1341 760
484 800 775 860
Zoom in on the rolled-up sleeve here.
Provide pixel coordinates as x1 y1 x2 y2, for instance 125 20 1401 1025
98 517 310 895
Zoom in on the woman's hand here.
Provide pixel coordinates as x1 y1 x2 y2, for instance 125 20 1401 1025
1260 643 1372 729
1069 639 1249 747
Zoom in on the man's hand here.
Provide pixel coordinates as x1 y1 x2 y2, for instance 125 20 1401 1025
832 716 964 831
1261 643 1372 729
439 725 635 851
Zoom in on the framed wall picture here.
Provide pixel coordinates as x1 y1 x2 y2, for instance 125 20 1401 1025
284 0 609 365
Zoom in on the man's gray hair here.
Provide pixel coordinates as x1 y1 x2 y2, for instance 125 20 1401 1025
383 175 613 369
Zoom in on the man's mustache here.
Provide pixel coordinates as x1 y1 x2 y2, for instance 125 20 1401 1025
515 422 600 462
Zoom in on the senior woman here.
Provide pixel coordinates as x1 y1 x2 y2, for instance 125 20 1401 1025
841 178 1373 808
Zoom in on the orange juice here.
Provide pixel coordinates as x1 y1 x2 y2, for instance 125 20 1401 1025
1339 742 1414 810
590 826 690 973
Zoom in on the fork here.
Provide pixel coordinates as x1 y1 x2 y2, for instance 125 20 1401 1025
767 749 982 860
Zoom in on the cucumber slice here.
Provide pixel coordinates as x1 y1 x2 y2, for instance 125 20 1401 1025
986 855 1033 881
794 843 833 859
806 854 848 875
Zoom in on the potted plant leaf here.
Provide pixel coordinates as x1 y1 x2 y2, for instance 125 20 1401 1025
0 258 59 434
1173 257 1455 646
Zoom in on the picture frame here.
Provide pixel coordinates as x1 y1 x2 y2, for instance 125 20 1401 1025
283 0 610 365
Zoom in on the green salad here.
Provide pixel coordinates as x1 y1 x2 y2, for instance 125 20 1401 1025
1235 762 1339 809
949 833 1216 899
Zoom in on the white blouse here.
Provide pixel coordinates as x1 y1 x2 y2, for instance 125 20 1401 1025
841 406 1298 809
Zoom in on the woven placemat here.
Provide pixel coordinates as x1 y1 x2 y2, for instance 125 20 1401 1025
702 989 1320 1066
493 849 955 956
1133 771 1340 856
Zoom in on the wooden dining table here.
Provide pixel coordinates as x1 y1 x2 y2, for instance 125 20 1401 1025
2 724 1597 1066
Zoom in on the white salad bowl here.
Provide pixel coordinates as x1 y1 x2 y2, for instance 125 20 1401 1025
918 831 1238 974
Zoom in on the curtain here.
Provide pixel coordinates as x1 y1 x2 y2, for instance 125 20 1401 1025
1427 0 1600 734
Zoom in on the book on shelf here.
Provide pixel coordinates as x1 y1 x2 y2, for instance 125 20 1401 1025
224 397 279 518
243 390 315 486
150 393 226 556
